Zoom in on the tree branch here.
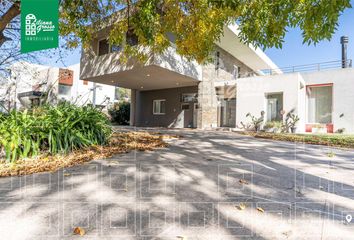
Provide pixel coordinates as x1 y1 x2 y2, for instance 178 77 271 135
0 1 20 47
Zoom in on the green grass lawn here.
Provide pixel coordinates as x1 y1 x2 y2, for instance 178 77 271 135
239 131 354 149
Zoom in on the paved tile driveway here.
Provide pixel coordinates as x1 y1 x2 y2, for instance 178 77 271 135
0 129 353 239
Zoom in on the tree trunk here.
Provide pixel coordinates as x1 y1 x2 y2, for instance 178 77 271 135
0 1 21 48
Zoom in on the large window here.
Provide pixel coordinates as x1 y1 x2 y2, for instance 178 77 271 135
307 85 332 123
266 93 283 121
153 100 166 115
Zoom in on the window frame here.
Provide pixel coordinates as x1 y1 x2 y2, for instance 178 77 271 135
97 38 122 56
306 83 333 124
181 93 198 103
153 99 166 115
97 38 110 56
265 92 284 122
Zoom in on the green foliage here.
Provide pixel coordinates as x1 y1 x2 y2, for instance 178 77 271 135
0 103 112 162
264 121 283 133
245 111 265 131
108 102 130 125
59 0 352 63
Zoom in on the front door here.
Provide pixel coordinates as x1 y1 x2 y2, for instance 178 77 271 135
219 98 236 127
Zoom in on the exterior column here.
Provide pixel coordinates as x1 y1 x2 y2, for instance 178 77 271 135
197 65 218 129
130 89 136 126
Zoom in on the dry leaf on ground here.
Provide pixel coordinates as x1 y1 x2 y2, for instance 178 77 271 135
177 236 187 240
239 179 249 185
73 227 85 236
257 207 265 213
237 203 246 210
0 131 171 177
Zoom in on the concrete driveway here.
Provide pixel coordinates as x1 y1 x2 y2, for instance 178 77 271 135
0 129 353 239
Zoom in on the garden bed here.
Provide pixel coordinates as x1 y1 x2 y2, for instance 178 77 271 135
0 131 177 177
238 131 354 149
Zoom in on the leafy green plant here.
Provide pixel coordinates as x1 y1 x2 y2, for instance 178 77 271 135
245 111 265 132
0 102 112 162
283 110 300 133
108 102 130 125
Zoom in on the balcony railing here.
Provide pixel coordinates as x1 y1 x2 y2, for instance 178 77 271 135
238 59 353 78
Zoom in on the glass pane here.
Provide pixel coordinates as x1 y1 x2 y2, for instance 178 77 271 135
266 93 283 121
160 101 166 114
58 84 71 95
153 101 159 114
307 86 332 123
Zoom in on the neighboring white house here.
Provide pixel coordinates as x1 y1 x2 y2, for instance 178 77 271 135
0 62 117 111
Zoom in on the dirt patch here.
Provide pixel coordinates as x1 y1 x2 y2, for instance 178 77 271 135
0 131 178 177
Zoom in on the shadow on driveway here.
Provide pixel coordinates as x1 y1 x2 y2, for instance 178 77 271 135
0 129 353 239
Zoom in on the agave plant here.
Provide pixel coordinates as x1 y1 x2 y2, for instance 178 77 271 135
0 102 112 163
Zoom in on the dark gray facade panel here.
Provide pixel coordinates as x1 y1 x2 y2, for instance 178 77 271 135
136 86 198 128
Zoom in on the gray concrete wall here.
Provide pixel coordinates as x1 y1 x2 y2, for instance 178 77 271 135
136 86 198 128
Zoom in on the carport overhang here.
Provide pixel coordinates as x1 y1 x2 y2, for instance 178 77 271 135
86 65 200 91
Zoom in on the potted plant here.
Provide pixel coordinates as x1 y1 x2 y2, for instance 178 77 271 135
246 111 265 132
286 112 300 133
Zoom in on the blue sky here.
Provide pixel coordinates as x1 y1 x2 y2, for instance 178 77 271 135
49 3 354 69
265 3 354 68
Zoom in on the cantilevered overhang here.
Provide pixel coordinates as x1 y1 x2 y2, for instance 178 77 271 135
87 65 200 91
80 46 202 85
217 24 281 74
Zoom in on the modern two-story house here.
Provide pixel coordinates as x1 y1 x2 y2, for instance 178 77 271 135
80 24 279 129
80 24 354 134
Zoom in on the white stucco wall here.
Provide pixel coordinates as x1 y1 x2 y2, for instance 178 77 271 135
236 73 305 131
301 68 354 133
236 67 354 133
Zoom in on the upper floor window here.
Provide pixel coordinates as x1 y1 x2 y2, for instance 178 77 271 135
233 65 241 79
126 29 138 46
98 39 109 56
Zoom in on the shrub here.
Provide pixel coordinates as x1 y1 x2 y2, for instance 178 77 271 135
0 102 112 162
264 121 283 133
108 102 130 125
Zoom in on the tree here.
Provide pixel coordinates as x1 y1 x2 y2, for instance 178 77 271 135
59 0 352 63
0 0 352 63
